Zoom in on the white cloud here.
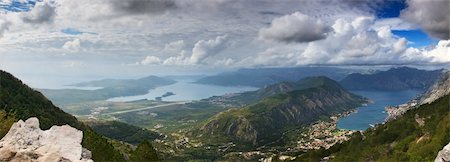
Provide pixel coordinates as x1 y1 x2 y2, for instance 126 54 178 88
245 16 438 66
62 38 81 52
424 40 450 63
392 38 407 54
163 50 190 65
401 0 450 40
159 35 230 65
140 55 162 65
189 35 228 64
259 12 331 43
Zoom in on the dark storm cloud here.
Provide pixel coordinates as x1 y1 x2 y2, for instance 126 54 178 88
259 12 332 43
401 0 450 40
110 0 177 15
22 2 56 24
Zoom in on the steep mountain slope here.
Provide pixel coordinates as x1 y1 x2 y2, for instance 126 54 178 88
420 71 450 104
299 71 450 161
0 70 123 161
195 67 359 87
199 77 365 146
40 75 176 104
340 67 442 91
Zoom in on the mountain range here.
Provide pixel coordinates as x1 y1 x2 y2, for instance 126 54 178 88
196 67 443 92
195 67 359 87
340 67 443 91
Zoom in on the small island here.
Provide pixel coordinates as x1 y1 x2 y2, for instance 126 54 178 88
155 92 176 101
162 92 175 97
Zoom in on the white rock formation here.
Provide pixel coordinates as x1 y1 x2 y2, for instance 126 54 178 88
0 117 93 162
435 142 450 162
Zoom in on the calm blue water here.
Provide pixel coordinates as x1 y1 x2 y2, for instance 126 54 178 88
107 79 257 102
337 90 422 130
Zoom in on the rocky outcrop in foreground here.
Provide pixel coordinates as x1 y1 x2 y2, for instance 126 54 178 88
435 142 450 162
0 118 92 162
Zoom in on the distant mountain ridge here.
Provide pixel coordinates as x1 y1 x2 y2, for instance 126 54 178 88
195 67 360 87
339 67 443 91
41 75 176 104
198 76 366 146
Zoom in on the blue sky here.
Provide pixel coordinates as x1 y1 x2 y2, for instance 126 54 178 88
0 0 448 87
392 30 438 48
370 0 436 48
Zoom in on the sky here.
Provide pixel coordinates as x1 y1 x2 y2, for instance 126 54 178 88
0 0 449 87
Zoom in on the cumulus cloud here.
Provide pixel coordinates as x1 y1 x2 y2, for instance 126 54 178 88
110 0 176 15
62 39 81 51
246 16 443 66
22 1 56 24
159 35 230 65
401 0 450 40
189 35 229 64
424 40 450 63
140 55 162 65
162 50 190 65
259 12 331 43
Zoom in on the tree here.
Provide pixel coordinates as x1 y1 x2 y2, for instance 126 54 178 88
130 140 159 161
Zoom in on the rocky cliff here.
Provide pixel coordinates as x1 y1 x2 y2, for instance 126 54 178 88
420 71 450 105
0 118 92 162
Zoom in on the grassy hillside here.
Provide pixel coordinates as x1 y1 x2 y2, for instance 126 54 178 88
299 94 450 161
0 70 123 161
85 120 162 145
